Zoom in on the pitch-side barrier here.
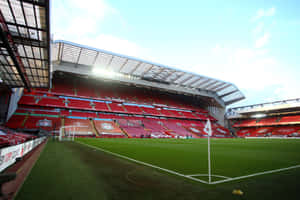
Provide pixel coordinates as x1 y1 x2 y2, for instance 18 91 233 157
245 136 300 139
0 137 46 172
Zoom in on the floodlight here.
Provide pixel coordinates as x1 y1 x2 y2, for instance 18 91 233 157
92 67 120 79
251 113 267 118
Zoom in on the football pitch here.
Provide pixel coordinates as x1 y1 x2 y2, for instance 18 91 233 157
16 138 300 200
77 138 300 184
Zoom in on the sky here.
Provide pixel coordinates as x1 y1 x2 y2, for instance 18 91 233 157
51 0 300 108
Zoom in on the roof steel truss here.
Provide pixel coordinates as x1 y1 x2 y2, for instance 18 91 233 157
0 0 50 88
52 40 245 106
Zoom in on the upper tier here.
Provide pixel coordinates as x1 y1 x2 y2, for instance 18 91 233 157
233 115 300 127
26 75 209 113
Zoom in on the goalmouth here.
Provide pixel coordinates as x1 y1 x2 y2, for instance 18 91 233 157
59 125 88 141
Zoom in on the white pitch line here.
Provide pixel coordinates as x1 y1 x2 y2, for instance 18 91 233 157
76 141 300 185
187 174 231 179
211 164 300 184
76 141 209 184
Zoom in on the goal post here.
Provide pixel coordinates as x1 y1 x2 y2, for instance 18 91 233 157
59 125 88 141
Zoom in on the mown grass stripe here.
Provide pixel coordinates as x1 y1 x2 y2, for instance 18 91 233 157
76 141 209 184
211 164 300 184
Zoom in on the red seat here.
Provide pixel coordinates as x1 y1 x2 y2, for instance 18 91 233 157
5 115 26 129
76 86 97 98
194 113 207 120
158 109 173 117
123 105 144 114
24 116 61 131
180 111 197 119
32 110 59 116
122 127 149 138
109 103 126 112
93 101 110 111
38 97 65 108
64 118 94 136
51 82 74 96
279 115 300 124
256 117 278 126
141 107 161 116
93 120 125 137
234 119 257 127
18 95 36 105
68 99 92 110
70 111 97 118
167 110 184 118
162 121 194 137
272 127 298 135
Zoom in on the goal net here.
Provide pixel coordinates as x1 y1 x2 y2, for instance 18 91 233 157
59 125 88 141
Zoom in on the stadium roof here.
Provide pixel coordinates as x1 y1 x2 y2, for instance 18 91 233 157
52 40 245 106
226 98 300 118
0 0 50 89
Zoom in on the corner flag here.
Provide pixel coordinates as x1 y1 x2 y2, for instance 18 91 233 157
204 118 212 183
204 118 212 136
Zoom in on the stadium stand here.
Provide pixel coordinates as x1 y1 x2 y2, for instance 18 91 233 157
0 126 36 148
38 97 65 108
23 116 61 132
141 106 162 116
93 120 126 138
233 119 257 127
70 111 97 118
109 102 126 113
2 36 240 139
228 99 300 138
142 119 170 138
117 119 148 138
67 98 93 110
51 79 75 96
93 101 110 112
271 126 299 136
5 115 27 129
0 0 246 142
256 117 278 126
161 120 196 138
123 104 144 114
5 74 232 138
279 115 300 124
64 118 94 136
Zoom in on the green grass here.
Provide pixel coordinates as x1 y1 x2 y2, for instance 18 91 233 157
77 138 300 178
16 138 300 200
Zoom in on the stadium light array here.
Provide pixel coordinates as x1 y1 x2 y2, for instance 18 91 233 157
92 67 122 79
251 113 267 118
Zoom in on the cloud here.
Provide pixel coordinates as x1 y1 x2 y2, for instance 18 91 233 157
252 7 276 21
252 22 264 35
198 43 288 92
255 32 270 48
225 48 278 90
274 84 300 100
51 1 147 68
75 34 145 57
52 0 118 39
211 44 222 54
203 42 300 107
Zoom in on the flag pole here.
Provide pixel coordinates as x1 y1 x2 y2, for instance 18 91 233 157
204 118 212 184
208 132 211 183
